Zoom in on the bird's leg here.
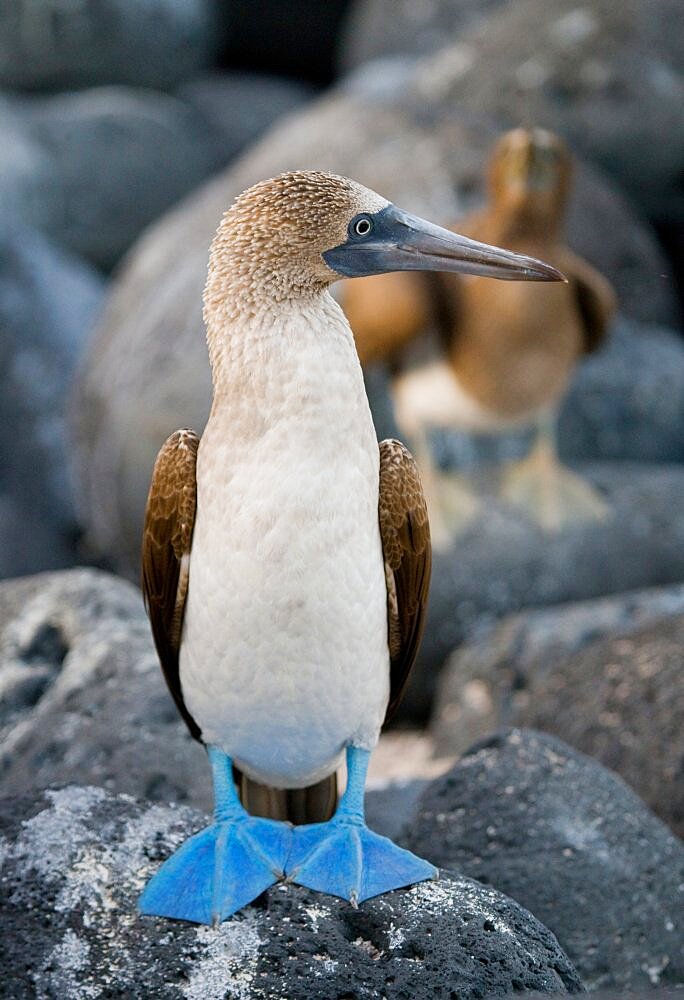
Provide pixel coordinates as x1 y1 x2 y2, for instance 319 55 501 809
285 746 437 905
500 411 610 532
139 746 292 925
410 427 479 547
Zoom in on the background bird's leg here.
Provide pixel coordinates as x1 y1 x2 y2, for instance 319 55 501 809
410 426 478 548
286 745 436 904
500 409 610 532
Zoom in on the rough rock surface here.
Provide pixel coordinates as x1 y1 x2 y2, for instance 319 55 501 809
432 583 684 751
431 587 684 837
7 87 225 268
0 221 105 578
0 569 208 811
0 0 217 92
0 784 584 999
69 72 675 578
403 729 684 992
410 0 684 226
409 461 684 718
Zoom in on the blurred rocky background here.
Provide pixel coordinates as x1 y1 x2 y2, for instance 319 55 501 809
1 1 683 996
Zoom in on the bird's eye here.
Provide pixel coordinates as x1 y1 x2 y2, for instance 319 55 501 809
350 215 373 238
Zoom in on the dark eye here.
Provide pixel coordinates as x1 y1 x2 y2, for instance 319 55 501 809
350 215 373 238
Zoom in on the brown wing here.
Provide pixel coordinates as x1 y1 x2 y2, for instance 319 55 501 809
378 439 432 723
141 428 201 740
560 248 617 354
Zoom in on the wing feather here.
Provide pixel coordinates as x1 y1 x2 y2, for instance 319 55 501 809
141 428 201 740
378 439 432 722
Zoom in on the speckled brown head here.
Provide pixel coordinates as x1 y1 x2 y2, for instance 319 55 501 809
488 128 572 226
204 169 565 324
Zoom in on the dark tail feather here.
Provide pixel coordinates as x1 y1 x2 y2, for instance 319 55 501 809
236 770 338 824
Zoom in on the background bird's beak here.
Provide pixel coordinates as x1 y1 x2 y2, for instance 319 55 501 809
324 204 565 282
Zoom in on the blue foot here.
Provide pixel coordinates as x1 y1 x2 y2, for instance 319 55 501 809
285 745 437 904
139 746 292 925
286 816 437 904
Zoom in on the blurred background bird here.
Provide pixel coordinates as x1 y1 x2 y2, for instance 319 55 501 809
343 127 617 542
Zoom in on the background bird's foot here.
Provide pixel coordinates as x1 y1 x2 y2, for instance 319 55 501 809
286 816 437 904
429 471 480 548
501 449 611 533
139 815 292 925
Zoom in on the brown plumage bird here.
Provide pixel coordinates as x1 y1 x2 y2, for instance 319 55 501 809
344 128 616 537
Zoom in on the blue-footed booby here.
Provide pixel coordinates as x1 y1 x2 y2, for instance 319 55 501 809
344 129 616 538
138 170 563 925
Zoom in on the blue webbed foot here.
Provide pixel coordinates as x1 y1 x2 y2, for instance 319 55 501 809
139 813 292 925
139 746 292 925
286 815 437 904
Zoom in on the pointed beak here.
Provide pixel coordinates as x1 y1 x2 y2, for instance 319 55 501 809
323 204 565 283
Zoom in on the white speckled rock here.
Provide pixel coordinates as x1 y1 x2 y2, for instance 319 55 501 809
0 785 584 998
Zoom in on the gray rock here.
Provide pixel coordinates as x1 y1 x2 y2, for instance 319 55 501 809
69 83 675 578
338 0 509 73
177 71 315 161
403 729 684 992
408 462 684 718
432 582 684 761
0 0 217 92
0 569 209 811
410 0 684 226
559 318 684 463
7 86 226 268
0 222 104 578
0 784 584 998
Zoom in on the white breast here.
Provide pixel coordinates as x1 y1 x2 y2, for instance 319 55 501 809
180 294 390 788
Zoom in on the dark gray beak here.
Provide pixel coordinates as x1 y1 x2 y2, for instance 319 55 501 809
323 204 565 282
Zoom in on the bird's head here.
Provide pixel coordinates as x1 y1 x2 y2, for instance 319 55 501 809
205 169 563 316
488 128 571 223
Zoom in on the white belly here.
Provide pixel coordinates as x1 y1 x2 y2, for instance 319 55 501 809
180 304 390 788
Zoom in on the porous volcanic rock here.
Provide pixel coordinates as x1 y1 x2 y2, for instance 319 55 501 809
0 221 105 578
0 0 217 92
0 569 208 811
403 729 684 992
0 784 584 999
431 587 684 837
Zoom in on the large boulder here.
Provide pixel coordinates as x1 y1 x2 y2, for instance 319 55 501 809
69 67 675 576
430 586 684 837
0 0 217 92
403 729 684 992
0 784 584 998
6 87 227 269
409 0 684 227
0 221 105 578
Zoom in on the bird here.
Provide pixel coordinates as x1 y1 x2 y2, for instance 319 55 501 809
137 169 563 926
343 128 616 538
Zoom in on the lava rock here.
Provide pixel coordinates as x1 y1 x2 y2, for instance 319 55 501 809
338 0 507 73
410 0 684 227
69 76 675 579
559 318 684 464
403 729 684 992
432 582 684 753
0 221 104 578
407 461 684 718
177 71 315 161
0 569 209 811
6 86 227 268
0 784 583 999
0 0 217 92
